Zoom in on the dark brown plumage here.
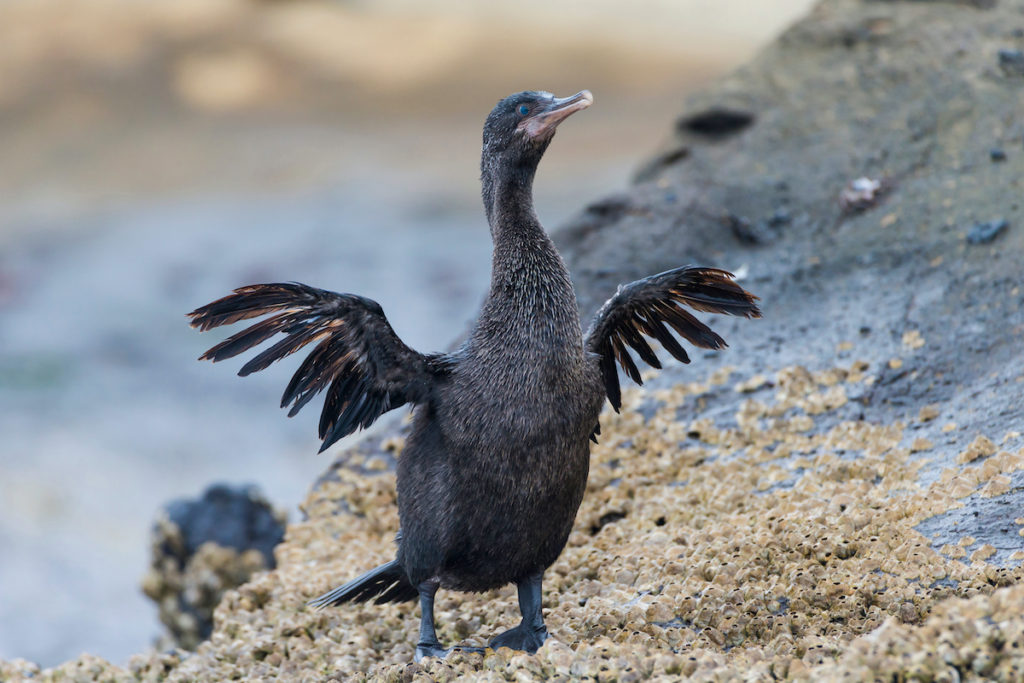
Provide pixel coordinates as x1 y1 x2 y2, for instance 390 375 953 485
188 90 760 660
191 283 436 452
586 266 757 411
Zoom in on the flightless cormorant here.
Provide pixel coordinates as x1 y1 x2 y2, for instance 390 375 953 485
188 90 761 660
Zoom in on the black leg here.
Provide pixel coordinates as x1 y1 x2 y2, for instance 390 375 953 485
489 571 549 653
414 580 485 662
414 581 448 662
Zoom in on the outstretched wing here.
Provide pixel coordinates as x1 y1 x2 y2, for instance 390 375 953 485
585 267 760 411
188 282 438 452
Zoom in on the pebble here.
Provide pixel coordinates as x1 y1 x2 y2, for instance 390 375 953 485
839 177 885 212
901 330 925 350
966 219 1009 245
998 48 1024 76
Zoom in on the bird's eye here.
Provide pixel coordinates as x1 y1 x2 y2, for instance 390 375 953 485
518 105 529 115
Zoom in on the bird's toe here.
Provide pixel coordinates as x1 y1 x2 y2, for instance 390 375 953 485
415 643 485 662
414 642 451 662
489 624 549 654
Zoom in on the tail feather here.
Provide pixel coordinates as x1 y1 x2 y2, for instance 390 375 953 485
308 559 417 609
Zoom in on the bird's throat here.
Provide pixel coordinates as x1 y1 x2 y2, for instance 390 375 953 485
484 164 543 243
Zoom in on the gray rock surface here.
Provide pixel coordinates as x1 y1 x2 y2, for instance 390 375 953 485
557 0 1024 565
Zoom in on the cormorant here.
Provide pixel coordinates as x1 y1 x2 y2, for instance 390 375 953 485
188 90 760 660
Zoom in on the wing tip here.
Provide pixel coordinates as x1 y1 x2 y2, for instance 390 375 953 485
186 312 213 332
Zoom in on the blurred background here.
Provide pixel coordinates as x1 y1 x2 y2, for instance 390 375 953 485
0 0 815 667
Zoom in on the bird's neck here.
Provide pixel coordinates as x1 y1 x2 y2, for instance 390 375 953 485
476 162 582 367
483 164 544 244
482 163 576 317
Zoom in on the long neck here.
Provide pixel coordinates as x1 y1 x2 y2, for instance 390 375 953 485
481 157 544 242
473 144 582 367
473 155 582 378
480 158 576 323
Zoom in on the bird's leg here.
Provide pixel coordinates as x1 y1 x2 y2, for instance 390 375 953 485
414 580 449 662
414 580 485 661
489 570 549 653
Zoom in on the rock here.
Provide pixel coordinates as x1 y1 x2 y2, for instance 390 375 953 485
966 218 1009 245
998 48 1024 76
140 484 287 650
675 107 755 140
163 483 285 562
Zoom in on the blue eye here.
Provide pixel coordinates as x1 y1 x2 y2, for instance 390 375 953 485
518 105 529 115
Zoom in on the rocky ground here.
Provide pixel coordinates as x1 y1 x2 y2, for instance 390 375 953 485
3 0 1024 680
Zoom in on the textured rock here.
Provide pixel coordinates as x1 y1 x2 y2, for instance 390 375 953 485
140 484 287 650
559 0 1024 576
4 0 1024 680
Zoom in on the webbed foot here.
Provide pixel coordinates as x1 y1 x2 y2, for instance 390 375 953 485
414 643 485 662
489 623 549 653
414 641 450 662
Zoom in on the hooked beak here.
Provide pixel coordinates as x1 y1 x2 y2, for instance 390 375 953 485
520 90 594 139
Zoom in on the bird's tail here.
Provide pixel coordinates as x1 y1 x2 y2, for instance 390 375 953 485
308 559 418 608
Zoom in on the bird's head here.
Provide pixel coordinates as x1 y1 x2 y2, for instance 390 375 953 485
481 90 592 222
482 90 593 170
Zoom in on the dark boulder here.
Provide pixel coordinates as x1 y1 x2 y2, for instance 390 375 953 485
141 484 286 650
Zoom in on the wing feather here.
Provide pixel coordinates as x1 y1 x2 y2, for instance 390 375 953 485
585 267 760 411
612 336 643 385
619 315 662 368
189 282 440 452
644 317 690 364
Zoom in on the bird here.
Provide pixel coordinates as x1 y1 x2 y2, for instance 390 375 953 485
188 90 761 660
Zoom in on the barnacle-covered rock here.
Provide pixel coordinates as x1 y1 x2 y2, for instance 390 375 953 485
141 484 287 650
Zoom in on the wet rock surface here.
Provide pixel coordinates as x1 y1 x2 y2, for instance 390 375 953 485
4 0 1024 680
